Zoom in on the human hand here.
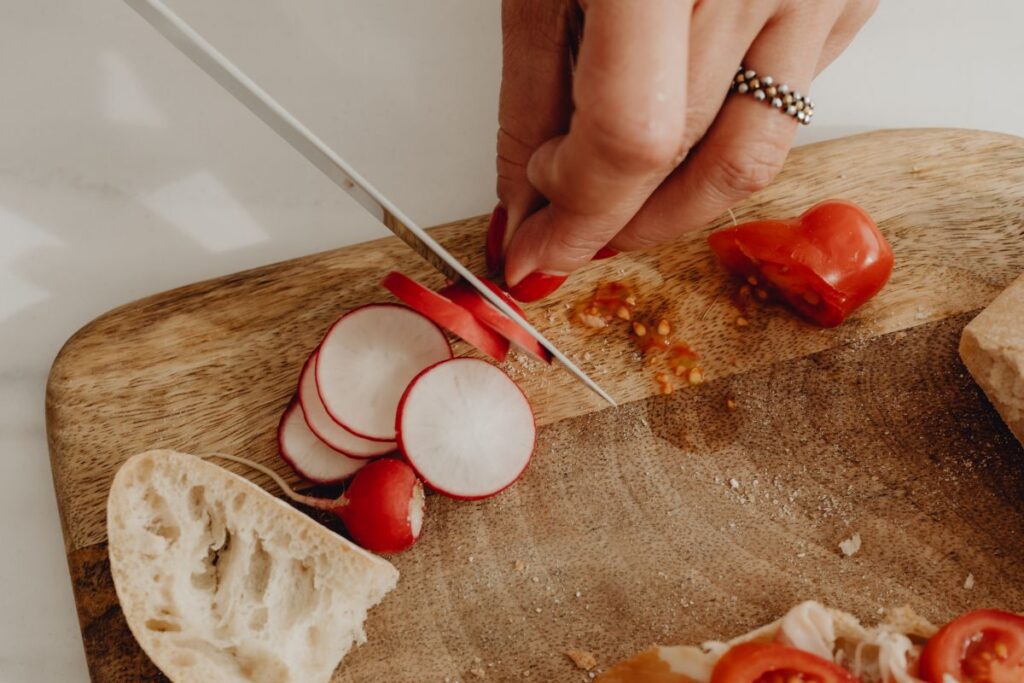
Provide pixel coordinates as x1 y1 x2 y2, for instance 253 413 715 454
489 0 878 302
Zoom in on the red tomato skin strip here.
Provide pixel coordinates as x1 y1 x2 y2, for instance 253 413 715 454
710 642 860 683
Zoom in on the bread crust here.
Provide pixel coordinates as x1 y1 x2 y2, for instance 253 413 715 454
107 450 398 683
960 274 1024 447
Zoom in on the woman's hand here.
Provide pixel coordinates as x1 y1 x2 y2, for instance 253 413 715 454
491 0 878 302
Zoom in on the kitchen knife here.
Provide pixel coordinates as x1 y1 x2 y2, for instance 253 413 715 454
125 0 616 407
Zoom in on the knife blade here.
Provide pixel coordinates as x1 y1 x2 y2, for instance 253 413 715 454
125 0 616 407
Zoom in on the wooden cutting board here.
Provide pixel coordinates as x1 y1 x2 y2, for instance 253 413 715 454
47 129 1024 682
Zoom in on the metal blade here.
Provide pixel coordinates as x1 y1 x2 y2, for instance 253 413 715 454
124 0 617 407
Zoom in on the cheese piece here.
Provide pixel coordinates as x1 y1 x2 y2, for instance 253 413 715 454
960 273 1024 447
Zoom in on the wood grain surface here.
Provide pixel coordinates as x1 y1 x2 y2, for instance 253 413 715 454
46 129 1024 681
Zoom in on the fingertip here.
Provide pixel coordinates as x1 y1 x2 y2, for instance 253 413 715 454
507 271 568 303
485 204 507 274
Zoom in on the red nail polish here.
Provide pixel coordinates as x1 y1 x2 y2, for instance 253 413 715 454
508 272 567 303
485 204 507 274
592 246 619 260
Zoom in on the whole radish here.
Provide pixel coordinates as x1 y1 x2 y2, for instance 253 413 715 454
334 458 424 553
207 454 425 554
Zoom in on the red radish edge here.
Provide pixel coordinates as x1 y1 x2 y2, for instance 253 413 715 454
277 399 366 484
396 357 536 500
440 279 552 364
316 303 453 442
381 271 510 362
298 350 396 458
334 457 424 554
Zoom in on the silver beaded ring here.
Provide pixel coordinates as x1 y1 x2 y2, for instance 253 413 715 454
731 66 814 125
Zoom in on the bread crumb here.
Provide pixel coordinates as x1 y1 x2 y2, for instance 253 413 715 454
964 573 975 590
470 667 486 678
729 478 740 490
839 532 862 557
565 649 598 671
514 560 525 572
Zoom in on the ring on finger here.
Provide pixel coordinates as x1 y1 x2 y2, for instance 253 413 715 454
730 66 815 125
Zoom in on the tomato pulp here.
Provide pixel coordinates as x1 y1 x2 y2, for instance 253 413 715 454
919 609 1024 683
710 642 860 683
708 200 893 327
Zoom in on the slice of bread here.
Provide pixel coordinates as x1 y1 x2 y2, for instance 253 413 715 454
960 272 1024 447
107 449 398 683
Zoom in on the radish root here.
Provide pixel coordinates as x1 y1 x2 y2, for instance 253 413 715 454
201 453 342 511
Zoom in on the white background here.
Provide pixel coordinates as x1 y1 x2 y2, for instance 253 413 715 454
1 1 1022 680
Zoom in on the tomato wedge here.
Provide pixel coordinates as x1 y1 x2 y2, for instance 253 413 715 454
710 642 859 683
708 200 893 328
919 609 1024 683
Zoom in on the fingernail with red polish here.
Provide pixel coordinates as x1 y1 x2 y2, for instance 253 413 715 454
592 246 619 261
485 204 507 274
508 272 567 303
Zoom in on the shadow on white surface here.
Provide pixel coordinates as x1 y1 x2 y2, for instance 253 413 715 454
100 50 166 128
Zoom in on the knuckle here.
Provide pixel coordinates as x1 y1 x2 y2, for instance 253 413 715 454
708 141 787 197
580 109 685 172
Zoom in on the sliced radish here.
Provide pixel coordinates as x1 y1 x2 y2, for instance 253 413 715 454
381 271 510 362
297 350 396 458
440 279 552 364
397 357 536 500
336 458 424 554
317 303 452 442
277 400 366 484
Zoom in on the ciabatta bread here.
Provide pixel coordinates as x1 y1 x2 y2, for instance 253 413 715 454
960 272 1024 447
107 450 398 683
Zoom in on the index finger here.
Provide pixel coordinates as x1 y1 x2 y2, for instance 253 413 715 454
504 0 693 293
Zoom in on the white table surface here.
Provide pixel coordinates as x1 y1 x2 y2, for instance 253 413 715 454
2 1 1022 680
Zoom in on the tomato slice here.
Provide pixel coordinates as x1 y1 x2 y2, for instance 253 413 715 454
919 609 1024 683
710 642 860 683
708 200 893 328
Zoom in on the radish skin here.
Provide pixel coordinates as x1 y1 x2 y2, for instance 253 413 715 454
440 279 552 364
381 271 510 362
277 400 366 484
206 453 425 554
397 357 536 500
335 458 424 554
317 303 452 442
298 350 396 458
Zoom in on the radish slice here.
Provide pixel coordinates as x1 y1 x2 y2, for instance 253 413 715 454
381 271 510 362
278 400 366 484
297 350 396 458
317 303 452 442
440 279 552 364
397 357 536 500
